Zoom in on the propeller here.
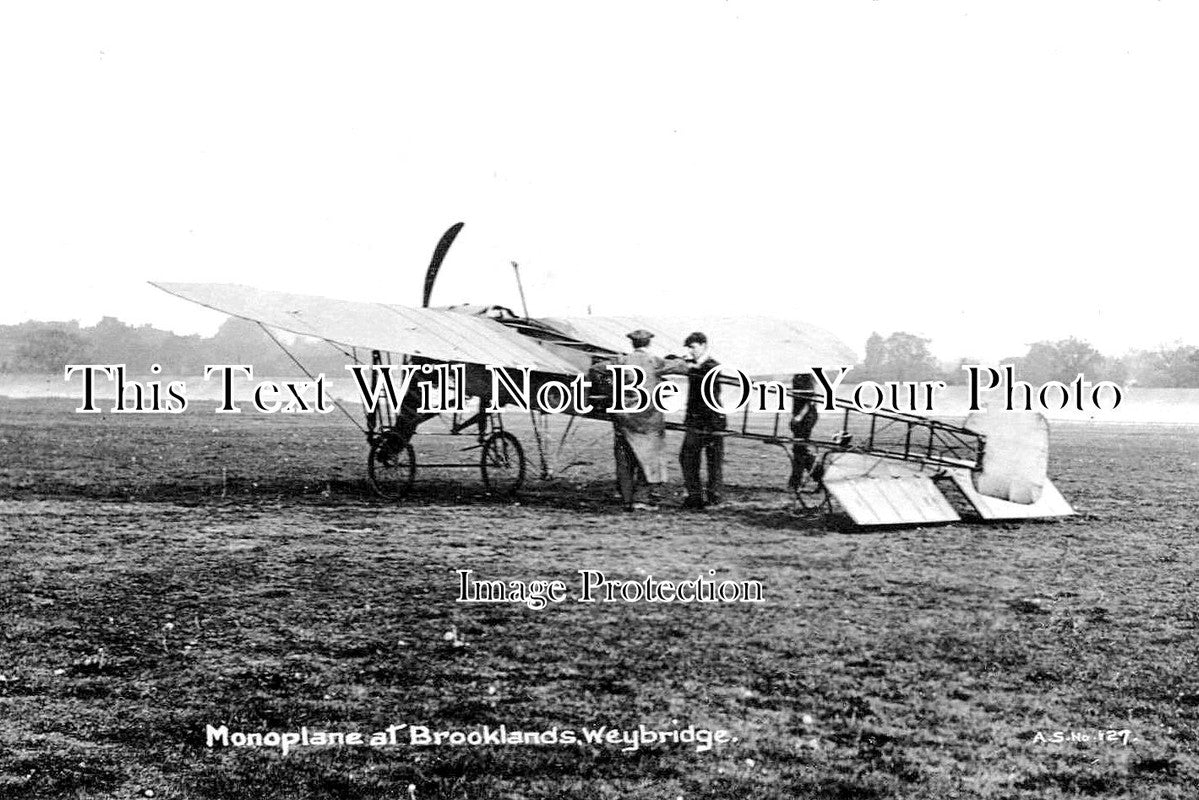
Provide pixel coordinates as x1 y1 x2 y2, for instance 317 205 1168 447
422 222 465 308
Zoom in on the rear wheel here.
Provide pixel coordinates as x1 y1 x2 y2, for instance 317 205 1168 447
368 435 416 500
792 456 831 514
480 431 525 497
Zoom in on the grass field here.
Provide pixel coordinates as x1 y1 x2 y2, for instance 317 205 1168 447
1 397 1197 798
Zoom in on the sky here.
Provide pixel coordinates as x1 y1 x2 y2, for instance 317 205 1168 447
2 2 1196 362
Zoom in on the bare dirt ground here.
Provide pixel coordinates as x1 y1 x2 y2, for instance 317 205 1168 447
1 398 1197 798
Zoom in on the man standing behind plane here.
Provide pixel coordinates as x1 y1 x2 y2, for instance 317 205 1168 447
787 371 820 491
663 331 725 509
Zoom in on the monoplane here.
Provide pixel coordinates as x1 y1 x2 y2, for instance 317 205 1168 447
152 223 1074 527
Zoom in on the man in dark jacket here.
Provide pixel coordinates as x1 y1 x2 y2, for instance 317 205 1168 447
788 371 820 491
663 331 725 509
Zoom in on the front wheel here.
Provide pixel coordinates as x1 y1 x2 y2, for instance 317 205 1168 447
368 436 416 500
480 431 525 497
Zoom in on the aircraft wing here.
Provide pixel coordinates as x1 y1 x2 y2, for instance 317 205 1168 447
150 282 583 374
542 316 857 378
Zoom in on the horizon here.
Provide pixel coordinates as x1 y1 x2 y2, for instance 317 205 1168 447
1 309 1189 365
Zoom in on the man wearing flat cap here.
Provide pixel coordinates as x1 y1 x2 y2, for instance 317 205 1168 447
662 331 725 509
605 329 668 511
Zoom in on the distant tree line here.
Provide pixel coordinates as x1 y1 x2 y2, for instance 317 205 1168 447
4 317 1198 387
853 331 1199 388
0 317 349 376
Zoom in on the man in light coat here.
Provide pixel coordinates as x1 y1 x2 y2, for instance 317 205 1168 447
609 329 667 511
